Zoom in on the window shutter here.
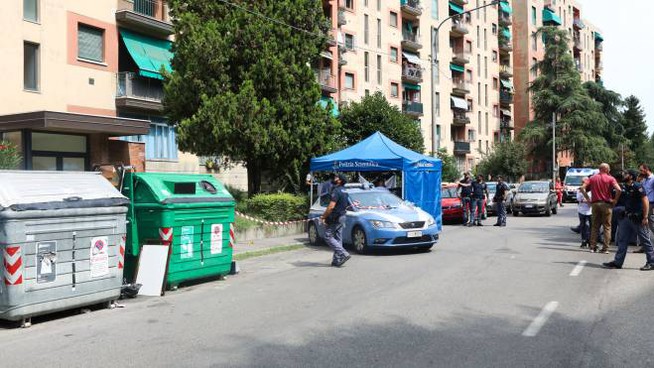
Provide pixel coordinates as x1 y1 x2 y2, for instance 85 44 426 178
78 25 104 62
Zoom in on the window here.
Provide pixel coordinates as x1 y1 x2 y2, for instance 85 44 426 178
485 112 489 135
492 50 498 62
364 15 369 45
432 0 438 19
492 23 497 35
467 99 473 112
345 33 355 50
78 24 104 63
484 57 488 78
345 0 354 9
469 130 476 142
466 69 473 82
390 47 398 63
483 0 487 21
476 0 480 19
434 92 440 117
477 54 481 77
483 29 487 50
390 82 399 98
390 12 398 27
486 141 489 154
476 26 480 48
465 41 473 53
478 111 482 132
345 73 355 89
531 57 538 78
24 42 39 91
493 105 499 117
377 55 382 84
478 140 482 152
532 6 537 25
364 52 369 82
484 84 488 107
377 0 381 11
364 0 368 6
493 77 498 90
532 33 537 51
23 0 39 22
365 89 370 96
477 83 481 106
377 19 381 48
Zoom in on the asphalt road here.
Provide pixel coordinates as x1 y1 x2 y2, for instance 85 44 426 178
2 206 654 367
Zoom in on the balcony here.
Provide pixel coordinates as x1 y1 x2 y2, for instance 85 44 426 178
452 79 471 96
402 66 423 84
116 72 164 112
402 101 424 117
454 141 471 155
596 42 603 51
450 0 468 5
401 31 423 51
451 19 469 36
401 0 422 17
452 111 471 126
338 9 346 26
499 12 512 25
500 90 513 105
116 0 173 38
596 61 603 70
499 40 512 53
573 37 582 51
500 120 514 130
452 51 471 65
315 70 338 94
499 64 513 77
573 18 585 29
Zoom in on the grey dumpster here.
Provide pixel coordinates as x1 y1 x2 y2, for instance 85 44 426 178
0 171 128 325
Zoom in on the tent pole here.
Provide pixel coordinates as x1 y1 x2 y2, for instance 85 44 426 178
309 171 313 207
402 171 405 199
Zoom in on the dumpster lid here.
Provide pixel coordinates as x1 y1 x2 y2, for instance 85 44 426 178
0 171 128 211
133 173 234 204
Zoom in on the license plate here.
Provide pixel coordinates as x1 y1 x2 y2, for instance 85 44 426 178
525 204 534 208
407 231 422 238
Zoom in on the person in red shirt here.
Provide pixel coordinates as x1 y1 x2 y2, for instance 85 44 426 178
555 177 564 207
580 163 622 253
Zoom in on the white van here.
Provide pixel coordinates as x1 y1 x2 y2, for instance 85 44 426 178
563 168 599 202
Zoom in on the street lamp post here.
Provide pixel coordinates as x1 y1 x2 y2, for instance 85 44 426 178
430 0 503 156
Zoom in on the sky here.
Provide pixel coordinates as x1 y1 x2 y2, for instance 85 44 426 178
576 0 654 134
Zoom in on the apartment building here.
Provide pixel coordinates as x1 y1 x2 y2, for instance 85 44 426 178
0 0 247 189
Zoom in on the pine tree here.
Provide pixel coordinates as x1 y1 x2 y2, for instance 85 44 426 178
164 0 341 195
622 95 648 155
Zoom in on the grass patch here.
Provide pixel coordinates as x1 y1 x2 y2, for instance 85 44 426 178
233 244 305 261
235 216 261 231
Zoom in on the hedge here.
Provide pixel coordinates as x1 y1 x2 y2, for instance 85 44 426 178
244 193 307 222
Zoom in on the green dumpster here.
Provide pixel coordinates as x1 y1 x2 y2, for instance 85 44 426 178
122 172 235 288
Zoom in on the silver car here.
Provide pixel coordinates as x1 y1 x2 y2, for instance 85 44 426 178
512 181 558 216
486 182 513 215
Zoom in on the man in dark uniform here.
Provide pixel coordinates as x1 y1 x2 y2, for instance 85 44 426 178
458 172 473 226
603 170 654 271
321 173 351 267
470 174 489 227
493 176 510 227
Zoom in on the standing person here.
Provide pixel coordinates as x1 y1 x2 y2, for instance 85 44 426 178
470 174 490 227
320 173 351 267
458 172 473 226
577 178 592 248
602 170 654 270
580 163 622 253
638 163 654 253
493 176 510 227
555 177 564 207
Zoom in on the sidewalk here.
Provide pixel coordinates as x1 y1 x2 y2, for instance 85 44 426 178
232 233 308 255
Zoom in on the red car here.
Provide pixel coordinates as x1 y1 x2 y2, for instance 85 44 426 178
441 184 487 223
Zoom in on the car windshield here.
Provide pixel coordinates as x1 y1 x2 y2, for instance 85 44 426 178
519 182 550 193
441 187 458 198
564 176 585 186
349 191 404 209
487 183 497 193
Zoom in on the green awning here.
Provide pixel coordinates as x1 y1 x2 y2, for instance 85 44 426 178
595 32 604 42
318 97 339 118
501 28 511 39
500 1 512 15
542 8 562 26
450 63 465 73
403 83 421 91
449 2 464 14
500 79 513 89
119 29 173 80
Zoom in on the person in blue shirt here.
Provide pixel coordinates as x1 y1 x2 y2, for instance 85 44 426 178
320 173 351 267
637 163 654 253
603 170 654 271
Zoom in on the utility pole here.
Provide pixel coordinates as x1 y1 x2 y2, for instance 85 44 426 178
430 0 502 156
552 112 556 182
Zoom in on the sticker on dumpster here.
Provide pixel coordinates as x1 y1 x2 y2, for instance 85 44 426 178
180 226 194 259
210 224 223 254
90 236 109 278
36 241 57 284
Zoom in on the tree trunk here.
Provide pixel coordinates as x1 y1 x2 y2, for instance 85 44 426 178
247 158 262 197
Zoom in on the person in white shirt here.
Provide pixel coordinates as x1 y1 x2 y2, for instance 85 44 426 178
577 179 592 249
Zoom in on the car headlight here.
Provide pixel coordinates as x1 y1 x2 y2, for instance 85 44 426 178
369 220 398 229
427 217 435 226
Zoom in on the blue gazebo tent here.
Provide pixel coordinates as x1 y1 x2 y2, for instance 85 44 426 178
310 132 442 229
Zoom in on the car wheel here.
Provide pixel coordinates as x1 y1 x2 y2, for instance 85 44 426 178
352 227 368 254
308 222 323 246
545 203 552 217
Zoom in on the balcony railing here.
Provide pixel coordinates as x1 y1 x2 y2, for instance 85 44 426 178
401 30 422 50
500 120 514 130
499 12 512 25
453 111 471 125
454 141 471 154
402 66 423 83
452 79 471 94
452 51 471 64
402 101 424 116
499 64 513 77
451 19 469 35
116 72 163 102
315 69 337 92
401 0 423 16
500 91 513 104
116 0 172 36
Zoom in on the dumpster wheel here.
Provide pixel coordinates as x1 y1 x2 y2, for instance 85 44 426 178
21 317 32 328
106 300 117 309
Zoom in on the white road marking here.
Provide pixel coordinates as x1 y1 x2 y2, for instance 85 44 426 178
569 260 587 276
522 301 559 337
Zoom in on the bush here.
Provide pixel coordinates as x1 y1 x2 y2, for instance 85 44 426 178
0 141 22 169
244 193 307 222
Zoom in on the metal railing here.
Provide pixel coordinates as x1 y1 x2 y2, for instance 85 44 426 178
402 66 422 80
401 0 422 12
499 12 512 24
452 79 471 92
402 31 421 43
500 64 512 75
452 51 471 62
453 111 470 124
500 90 513 103
454 141 471 153
315 69 336 89
116 72 164 102
403 101 424 114
131 0 166 19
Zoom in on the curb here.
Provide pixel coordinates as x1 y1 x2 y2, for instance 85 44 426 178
233 243 307 261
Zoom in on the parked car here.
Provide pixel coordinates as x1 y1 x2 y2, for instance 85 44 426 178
512 181 558 216
307 187 440 254
485 182 513 216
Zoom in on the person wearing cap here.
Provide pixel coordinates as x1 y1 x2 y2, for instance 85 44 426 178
580 163 622 253
320 173 351 267
457 172 473 226
492 175 510 227
603 170 654 271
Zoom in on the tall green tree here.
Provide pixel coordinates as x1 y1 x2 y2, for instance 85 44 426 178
475 141 528 182
519 27 615 169
583 81 625 149
164 0 340 195
622 95 648 155
339 92 425 153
